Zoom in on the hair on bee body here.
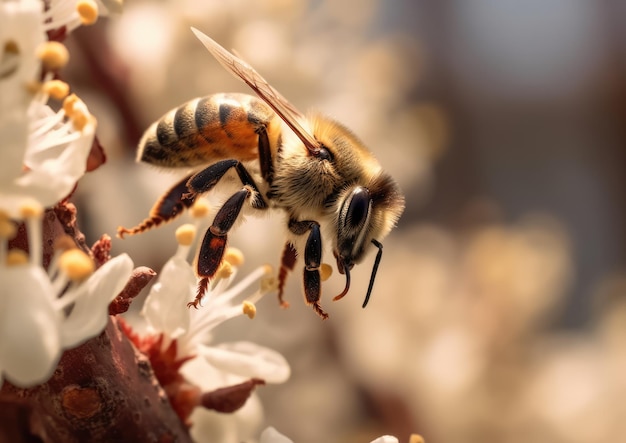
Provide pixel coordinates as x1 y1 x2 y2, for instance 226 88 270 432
117 28 405 319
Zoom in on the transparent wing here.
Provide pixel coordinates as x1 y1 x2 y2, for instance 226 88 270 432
191 27 321 155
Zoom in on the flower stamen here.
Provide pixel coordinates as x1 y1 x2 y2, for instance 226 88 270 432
42 79 70 100
175 224 196 260
242 301 257 319
190 199 210 220
37 41 69 71
58 249 95 282
76 0 99 25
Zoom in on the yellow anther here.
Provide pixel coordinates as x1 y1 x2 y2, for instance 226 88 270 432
242 301 257 319
19 200 43 219
175 224 196 246
63 93 80 116
59 249 94 281
69 100 92 131
0 218 16 239
223 247 244 267
77 0 99 25
320 263 333 282
43 79 70 100
37 41 69 71
190 199 210 219
409 435 425 443
53 235 76 252
215 261 233 280
6 249 29 266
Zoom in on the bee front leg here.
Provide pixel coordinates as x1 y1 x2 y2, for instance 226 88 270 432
288 219 328 320
117 173 197 238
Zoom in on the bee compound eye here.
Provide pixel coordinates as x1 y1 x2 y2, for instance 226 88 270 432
346 187 371 229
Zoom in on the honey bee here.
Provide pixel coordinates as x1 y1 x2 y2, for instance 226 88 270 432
118 28 405 319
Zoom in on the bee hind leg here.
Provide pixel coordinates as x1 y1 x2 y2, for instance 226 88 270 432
117 173 197 238
289 219 329 320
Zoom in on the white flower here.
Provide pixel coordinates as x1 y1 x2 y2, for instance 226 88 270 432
1 0 98 220
0 222 134 387
142 223 290 385
0 0 133 389
137 220 290 443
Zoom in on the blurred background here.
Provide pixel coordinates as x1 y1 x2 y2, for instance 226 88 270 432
63 0 625 442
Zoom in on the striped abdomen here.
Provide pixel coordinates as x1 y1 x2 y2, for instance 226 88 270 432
137 92 280 168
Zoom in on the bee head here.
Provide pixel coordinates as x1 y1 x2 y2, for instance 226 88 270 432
333 173 405 307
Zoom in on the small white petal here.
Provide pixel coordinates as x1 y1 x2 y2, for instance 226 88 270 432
199 341 291 384
16 121 95 209
61 253 133 348
370 436 400 443
0 266 62 387
260 427 294 443
0 0 46 186
142 256 196 338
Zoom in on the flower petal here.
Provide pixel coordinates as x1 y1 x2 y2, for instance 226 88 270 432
0 0 45 185
16 119 95 209
199 341 291 384
142 256 196 338
0 265 62 387
259 427 294 443
61 253 133 348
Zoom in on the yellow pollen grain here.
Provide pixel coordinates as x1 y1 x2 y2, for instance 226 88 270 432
242 301 256 319
19 200 43 219
59 249 94 281
6 249 29 266
43 79 70 100
37 41 69 71
223 247 244 267
409 434 425 443
77 0 99 25
175 224 196 246
190 200 210 219
215 261 233 280
320 263 333 281
0 218 16 239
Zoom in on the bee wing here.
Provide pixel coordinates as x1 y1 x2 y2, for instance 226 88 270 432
191 27 321 155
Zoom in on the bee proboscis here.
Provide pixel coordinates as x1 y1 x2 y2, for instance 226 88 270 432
118 28 405 319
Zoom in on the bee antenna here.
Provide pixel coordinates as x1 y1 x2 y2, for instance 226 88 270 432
362 239 383 308
332 263 351 302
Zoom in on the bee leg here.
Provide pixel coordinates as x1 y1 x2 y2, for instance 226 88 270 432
188 186 255 309
277 241 297 308
288 219 329 320
117 173 197 238
186 159 267 209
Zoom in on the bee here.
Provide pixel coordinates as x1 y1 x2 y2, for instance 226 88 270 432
117 28 405 319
